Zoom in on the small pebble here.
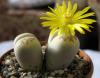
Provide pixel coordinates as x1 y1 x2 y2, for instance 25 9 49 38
6 56 10 59
3 71 8 76
76 55 80 59
67 74 74 78
50 72 56 76
79 62 84 68
10 52 15 56
27 72 31 75
54 70 58 74
12 57 17 62
57 70 64 75
2 67 8 72
20 75 24 78
8 68 13 71
64 68 68 72
5 59 13 65
18 68 24 72
10 76 17 78
22 73 27 76
20 72 24 75
42 46 46 54
33 73 38 78
10 71 17 75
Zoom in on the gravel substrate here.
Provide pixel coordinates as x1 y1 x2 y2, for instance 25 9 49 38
0 50 91 78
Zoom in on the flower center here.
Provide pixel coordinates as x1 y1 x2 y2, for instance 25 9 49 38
62 15 72 26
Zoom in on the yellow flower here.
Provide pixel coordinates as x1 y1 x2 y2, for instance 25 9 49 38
40 1 96 37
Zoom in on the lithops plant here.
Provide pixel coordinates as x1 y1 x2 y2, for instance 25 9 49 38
40 1 96 71
14 33 43 71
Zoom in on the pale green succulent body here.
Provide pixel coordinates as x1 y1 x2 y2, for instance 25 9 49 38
46 31 79 71
40 1 95 71
14 33 43 71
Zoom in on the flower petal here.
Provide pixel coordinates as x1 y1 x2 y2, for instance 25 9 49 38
40 17 57 21
71 3 77 16
50 28 57 36
77 12 95 19
80 24 91 32
78 19 96 24
74 24 85 34
73 7 90 19
46 12 56 17
66 1 72 16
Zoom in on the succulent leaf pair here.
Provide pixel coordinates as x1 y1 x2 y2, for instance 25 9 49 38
13 32 79 71
14 33 43 71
